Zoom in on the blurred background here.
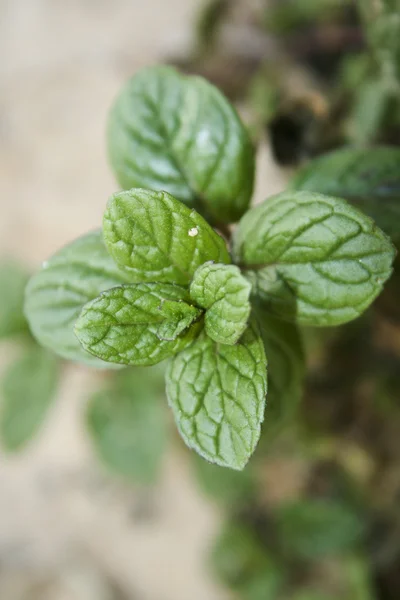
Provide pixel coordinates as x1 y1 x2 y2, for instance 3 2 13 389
1 1 400 599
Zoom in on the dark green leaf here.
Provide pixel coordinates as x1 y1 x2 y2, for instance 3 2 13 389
87 365 167 485
255 308 305 433
24 230 131 367
103 188 230 285
107 66 255 224
233 191 395 326
211 523 284 599
0 347 59 451
290 147 400 246
0 261 29 339
166 322 267 470
75 282 202 366
275 499 365 559
190 262 251 344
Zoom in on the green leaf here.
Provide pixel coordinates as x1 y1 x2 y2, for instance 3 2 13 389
233 191 395 326
211 523 285 599
0 347 59 451
87 366 167 485
0 261 29 339
189 262 251 345
255 308 305 434
290 147 400 246
24 230 132 367
107 65 255 224
103 188 230 285
75 282 202 366
275 499 365 560
166 322 267 470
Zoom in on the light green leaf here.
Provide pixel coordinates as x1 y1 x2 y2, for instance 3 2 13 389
233 191 395 326
0 347 59 451
166 322 267 470
275 499 365 559
103 188 230 285
107 65 255 224
75 282 202 366
190 262 251 345
87 366 167 485
24 230 131 367
290 147 400 246
255 308 305 434
0 261 29 339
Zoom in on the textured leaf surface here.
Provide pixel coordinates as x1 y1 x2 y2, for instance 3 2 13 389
107 65 255 224
233 191 395 326
87 366 167 484
75 282 202 366
24 231 131 366
255 308 304 434
166 322 267 469
103 189 230 285
190 262 251 344
290 147 400 246
0 261 29 339
0 347 59 451
275 499 365 559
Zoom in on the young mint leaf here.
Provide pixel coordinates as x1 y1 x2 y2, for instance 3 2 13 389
0 261 29 339
107 65 255 224
0 347 59 451
255 308 304 434
190 262 251 345
275 499 365 560
166 322 267 470
86 366 167 485
75 282 202 366
233 191 395 326
290 147 400 246
103 188 230 285
24 231 131 367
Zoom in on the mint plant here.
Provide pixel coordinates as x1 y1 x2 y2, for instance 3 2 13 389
24 66 396 471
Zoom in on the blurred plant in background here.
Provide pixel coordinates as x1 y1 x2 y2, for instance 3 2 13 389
1 1 400 599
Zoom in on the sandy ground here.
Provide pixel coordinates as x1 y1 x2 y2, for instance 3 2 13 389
0 2 286 598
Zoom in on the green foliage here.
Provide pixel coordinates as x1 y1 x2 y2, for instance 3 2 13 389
87 366 167 484
255 308 305 434
189 262 251 344
75 283 202 366
358 0 400 84
107 65 255 224
290 147 400 246
0 261 29 339
275 499 365 560
166 323 267 470
24 230 131 367
211 523 285 600
192 452 256 507
0 347 59 451
103 188 230 285
22 65 399 473
233 191 395 326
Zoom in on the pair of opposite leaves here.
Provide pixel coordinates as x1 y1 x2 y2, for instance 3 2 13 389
25 186 395 470
24 66 396 469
